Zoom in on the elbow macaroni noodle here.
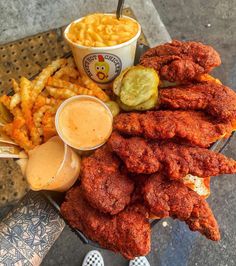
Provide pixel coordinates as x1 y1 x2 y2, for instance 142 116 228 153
67 14 139 47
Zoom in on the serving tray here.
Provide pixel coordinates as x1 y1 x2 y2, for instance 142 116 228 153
0 7 235 265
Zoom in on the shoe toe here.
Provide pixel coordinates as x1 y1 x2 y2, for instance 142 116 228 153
129 256 150 266
82 250 104 266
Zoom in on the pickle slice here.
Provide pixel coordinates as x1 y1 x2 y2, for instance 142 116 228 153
113 67 132 96
117 91 158 111
119 66 159 106
105 101 120 117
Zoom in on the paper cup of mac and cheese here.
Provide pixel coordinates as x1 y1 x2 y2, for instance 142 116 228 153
64 14 141 88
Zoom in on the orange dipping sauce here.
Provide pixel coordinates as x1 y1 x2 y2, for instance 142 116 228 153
56 96 113 150
26 136 81 192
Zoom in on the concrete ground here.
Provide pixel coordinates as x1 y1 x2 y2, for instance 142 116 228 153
42 1 236 265
152 0 236 89
0 0 235 265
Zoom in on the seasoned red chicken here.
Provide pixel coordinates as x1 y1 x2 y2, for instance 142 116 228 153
61 187 151 259
114 111 233 148
81 145 134 215
160 82 236 122
140 40 221 83
143 174 220 241
109 132 236 179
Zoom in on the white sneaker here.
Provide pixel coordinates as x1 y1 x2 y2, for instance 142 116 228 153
82 250 104 266
129 256 150 266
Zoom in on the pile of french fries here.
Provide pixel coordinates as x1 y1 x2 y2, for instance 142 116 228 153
0 57 110 153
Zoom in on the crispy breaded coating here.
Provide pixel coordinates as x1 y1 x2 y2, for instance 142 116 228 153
109 132 236 179
81 145 134 215
114 111 233 148
143 174 220 241
160 82 236 121
109 132 160 174
140 40 221 83
61 187 151 259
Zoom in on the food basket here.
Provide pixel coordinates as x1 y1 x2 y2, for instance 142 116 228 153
0 7 235 265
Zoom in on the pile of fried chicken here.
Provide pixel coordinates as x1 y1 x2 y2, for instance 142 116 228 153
61 40 236 259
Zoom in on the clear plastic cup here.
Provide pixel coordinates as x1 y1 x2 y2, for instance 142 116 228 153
27 136 81 192
64 14 141 88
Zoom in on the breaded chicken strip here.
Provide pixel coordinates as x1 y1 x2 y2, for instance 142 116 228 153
81 145 134 215
160 82 236 121
109 132 236 179
61 187 151 259
140 40 221 83
114 111 233 148
143 174 220 241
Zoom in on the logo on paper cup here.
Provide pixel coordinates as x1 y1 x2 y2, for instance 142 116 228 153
83 53 122 84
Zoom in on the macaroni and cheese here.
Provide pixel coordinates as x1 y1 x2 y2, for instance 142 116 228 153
67 13 139 47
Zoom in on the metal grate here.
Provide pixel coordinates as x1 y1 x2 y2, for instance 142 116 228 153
0 7 148 209
0 159 29 208
0 30 70 95
0 8 148 95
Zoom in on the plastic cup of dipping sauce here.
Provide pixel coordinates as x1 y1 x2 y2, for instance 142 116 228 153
26 136 81 192
64 13 141 88
55 95 113 151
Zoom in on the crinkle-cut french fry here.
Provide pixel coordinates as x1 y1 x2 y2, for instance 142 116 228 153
54 66 79 79
47 77 107 100
40 89 49 97
33 105 52 135
12 79 20 93
20 77 32 110
2 117 34 152
43 126 57 142
11 107 24 118
46 86 77 99
20 77 41 146
45 96 59 106
81 75 110 102
62 75 70 82
47 77 85 93
1 123 13 138
30 126 42 145
0 129 17 146
66 57 76 68
33 95 47 111
33 95 61 112
0 95 11 110
19 77 33 127
0 95 23 119
12 118 34 151
10 93 21 110
42 110 57 142
31 58 67 101
47 84 93 98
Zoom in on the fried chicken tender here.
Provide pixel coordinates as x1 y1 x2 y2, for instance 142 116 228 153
114 111 232 148
160 82 236 121
143 174 220 241
61 187 151 259
140 40 221 83
109 132 236 179
109 132 160 174
81 145 134 215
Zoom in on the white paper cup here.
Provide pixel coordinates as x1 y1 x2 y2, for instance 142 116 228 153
64 14 141 88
